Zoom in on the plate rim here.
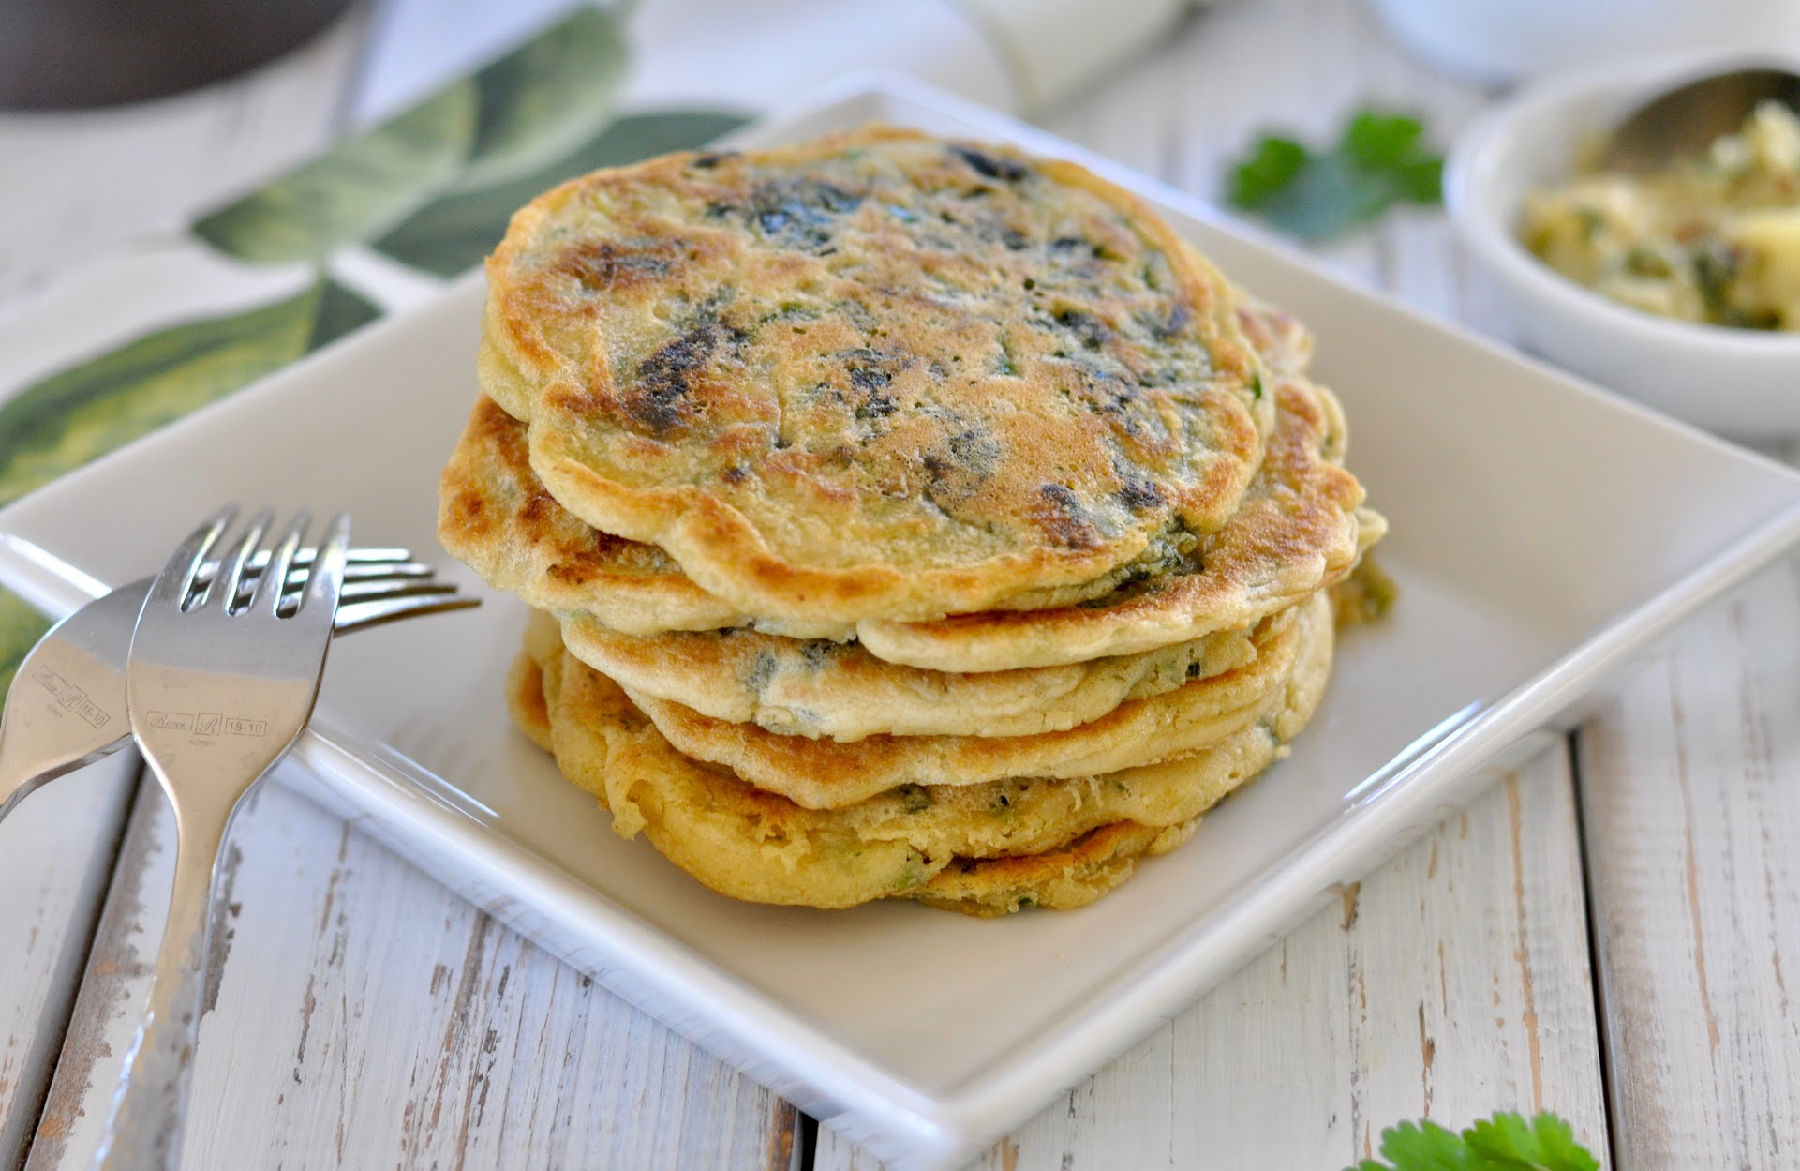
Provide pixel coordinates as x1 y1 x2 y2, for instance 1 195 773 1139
6 72 1800 1170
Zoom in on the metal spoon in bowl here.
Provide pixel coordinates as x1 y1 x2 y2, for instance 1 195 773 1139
1596 65 1800 174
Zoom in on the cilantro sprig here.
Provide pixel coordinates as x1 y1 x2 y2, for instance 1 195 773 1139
1226 109 1443 242
1349 1111 1601 1171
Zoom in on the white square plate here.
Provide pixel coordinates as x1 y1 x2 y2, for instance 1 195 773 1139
5 77 1800 1170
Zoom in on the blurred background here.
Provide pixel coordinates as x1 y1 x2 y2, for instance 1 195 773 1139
3 0 1794 307
3 0 1797 474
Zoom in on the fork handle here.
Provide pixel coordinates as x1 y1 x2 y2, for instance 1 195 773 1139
0 723 59 826
92 784 235 1171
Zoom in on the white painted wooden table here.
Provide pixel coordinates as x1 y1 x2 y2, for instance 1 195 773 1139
3 2 1797 1168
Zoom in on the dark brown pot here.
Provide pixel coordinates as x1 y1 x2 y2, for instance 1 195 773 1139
0 0 358 110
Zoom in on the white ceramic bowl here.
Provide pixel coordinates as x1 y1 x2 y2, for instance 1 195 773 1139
1445 52 1800 439
1369 0 1800 86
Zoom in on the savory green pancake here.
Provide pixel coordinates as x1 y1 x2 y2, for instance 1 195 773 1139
614 595 1324 809
507 646 1186 915
443 395 747 630
909 819 1193 917
509 594 1332 912
556 604 1265 742
483 126 1272 624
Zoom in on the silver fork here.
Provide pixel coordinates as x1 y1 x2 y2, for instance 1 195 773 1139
0 549 476 826
94 507 354 1171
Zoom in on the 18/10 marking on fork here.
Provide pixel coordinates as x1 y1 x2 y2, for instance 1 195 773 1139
30 664 111 729
145 710 267 737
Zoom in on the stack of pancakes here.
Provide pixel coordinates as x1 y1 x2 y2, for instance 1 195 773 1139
439 128 1386 915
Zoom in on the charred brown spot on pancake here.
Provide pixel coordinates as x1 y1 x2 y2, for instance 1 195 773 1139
554 240 675 292
1047 307 1110 351
518 491 553 526
621 323 723 435
1034 484 1103 549
1114 468 1164 512
920 425 1002 513
950 144 1031 183
447 487 487 530
545 559 599 586
469 395 521 447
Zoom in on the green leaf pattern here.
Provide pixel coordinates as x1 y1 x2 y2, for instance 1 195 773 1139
188 5 643 268
458 6 631 190
0 280 374 508
0 591 49 701
372 110 749 276
192 81 479 264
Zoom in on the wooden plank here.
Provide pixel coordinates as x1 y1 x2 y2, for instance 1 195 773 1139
1577 557 1800 1168
0 18 366 1165
814 749 1610 1169
0 760 135 1169
25 779 172 1171
29 776 798 1170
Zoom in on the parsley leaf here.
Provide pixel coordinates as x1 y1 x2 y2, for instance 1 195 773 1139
1347 1111 1600 1171
1465 1112 1600 1171
1227 137 1308 207
1225 108 1443 242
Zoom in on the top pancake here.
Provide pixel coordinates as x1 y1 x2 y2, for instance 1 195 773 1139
482 126 1271 624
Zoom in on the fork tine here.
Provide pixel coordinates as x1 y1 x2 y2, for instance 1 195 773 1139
148 506 236 611
218 508 273 614
300 514 352 615
254 512 309 615
342 547 411 565
340 560 436 582
255 545 413 571
339 579 459 602
275 571 448 611
336 591 481 634
189 552 429 608
278 560 435 592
